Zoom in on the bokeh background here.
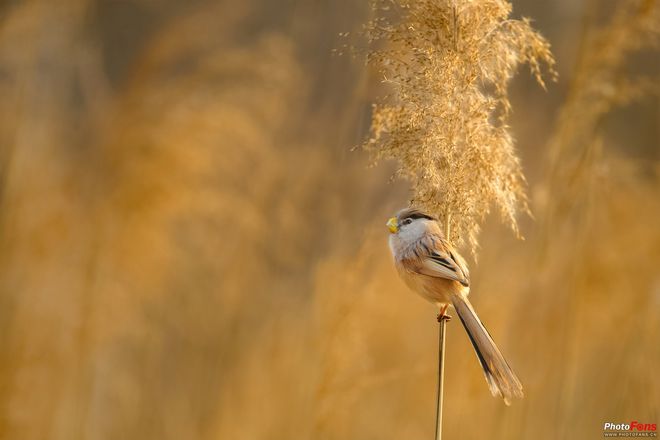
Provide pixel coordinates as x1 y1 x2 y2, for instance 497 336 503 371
0 0 657 439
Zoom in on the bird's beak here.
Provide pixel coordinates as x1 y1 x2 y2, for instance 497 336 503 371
386 217 398 234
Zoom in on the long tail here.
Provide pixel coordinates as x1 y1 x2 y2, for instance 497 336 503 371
451 295 524 405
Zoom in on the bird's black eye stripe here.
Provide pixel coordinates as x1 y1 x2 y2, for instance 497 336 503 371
402 218 413 225
404 212 435 221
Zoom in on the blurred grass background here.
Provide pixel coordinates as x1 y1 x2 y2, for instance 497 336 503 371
0 1 657 439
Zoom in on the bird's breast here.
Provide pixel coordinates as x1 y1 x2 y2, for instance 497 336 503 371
395 261 463 305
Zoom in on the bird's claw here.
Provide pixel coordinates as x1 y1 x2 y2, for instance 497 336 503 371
436 313 452 322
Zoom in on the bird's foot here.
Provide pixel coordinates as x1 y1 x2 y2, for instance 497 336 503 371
436 305 452 322
436 313 452 322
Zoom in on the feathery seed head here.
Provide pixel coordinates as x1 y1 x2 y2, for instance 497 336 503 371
363 0 556 253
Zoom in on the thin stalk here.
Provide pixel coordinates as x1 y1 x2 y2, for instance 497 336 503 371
434 316 448 440
444 213 451 239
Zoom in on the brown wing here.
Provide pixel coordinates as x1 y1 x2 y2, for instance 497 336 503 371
409 238 470 287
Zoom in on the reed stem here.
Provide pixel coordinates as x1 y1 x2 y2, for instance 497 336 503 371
434 315 448 440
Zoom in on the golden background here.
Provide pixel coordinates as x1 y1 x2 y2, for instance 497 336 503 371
0 1 657 439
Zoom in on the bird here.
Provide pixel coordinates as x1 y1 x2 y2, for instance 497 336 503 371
386 207 523 405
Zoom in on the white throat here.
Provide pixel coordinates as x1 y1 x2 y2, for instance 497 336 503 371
389 219 430 257
398 219 428 244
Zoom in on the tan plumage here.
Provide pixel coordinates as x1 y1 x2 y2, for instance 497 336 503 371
387 207 523 405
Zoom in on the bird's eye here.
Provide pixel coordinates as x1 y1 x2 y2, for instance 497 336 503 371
402 218 413 226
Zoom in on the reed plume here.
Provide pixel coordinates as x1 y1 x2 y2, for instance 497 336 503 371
541 0 660 238
363 0 556 251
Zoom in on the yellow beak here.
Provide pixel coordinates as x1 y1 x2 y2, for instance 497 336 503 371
386 217 398 234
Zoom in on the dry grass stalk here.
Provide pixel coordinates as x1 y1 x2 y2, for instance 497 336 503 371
541 0 660 239
434 317 447 440
363 0 556 251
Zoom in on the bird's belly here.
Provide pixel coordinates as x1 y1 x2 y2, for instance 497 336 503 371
398 268 464 305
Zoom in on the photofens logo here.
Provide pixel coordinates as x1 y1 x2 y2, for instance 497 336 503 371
603 421 657 437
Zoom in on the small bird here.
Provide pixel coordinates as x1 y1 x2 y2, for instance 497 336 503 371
386 207 523 405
